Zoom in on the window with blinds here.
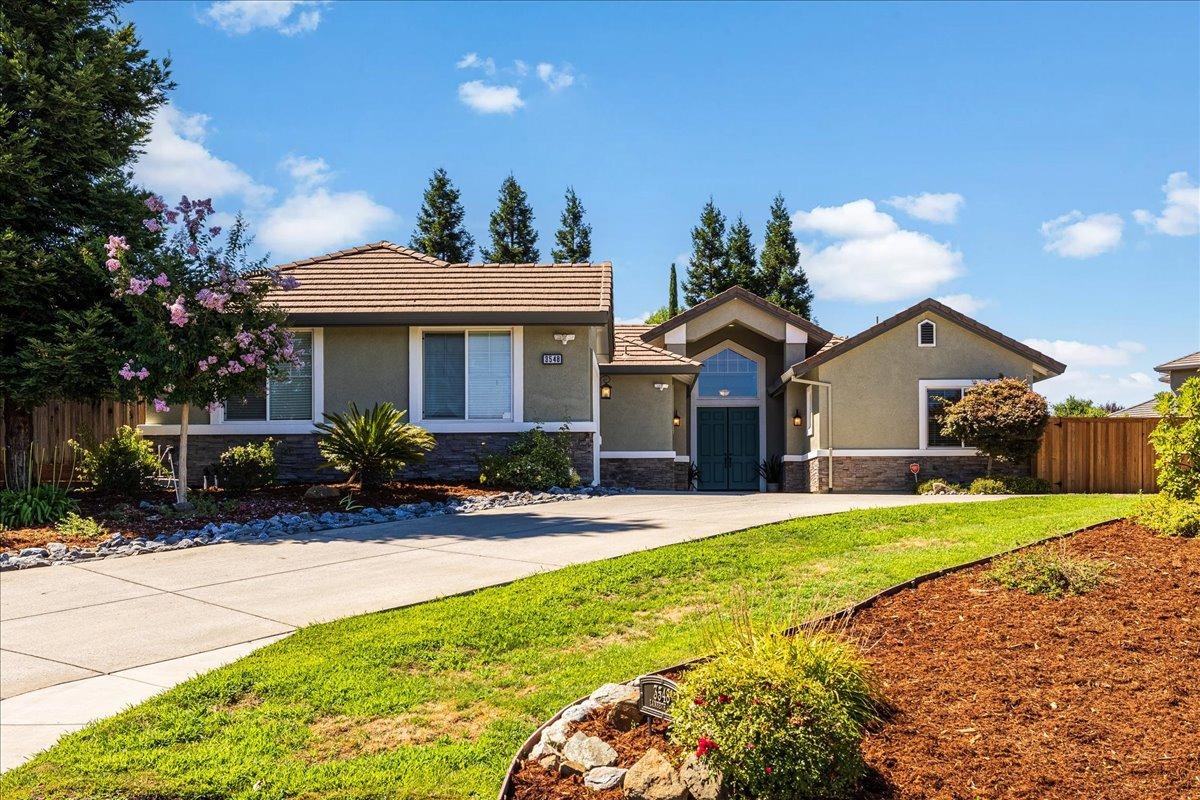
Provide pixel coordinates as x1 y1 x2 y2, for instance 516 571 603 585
422 331 513 420
926 387 965 447
223 331 313 421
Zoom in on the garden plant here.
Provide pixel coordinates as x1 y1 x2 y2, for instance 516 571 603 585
71 425 162 498
938 377 1049 475
478 426 580 491
1135 376 1200 536
316 402 436 489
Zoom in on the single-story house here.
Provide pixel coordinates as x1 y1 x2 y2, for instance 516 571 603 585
141 241 1066 492
1109 350 1199 418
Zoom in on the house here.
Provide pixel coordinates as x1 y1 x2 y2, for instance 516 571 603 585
1109 351 1199 418
140 241 1066 492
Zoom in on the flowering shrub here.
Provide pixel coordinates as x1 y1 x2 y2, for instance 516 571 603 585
215 440 277 495
477 427 580 491
71 426 162 498
101 195 299 503
670 629 880 799
939 378 1049 474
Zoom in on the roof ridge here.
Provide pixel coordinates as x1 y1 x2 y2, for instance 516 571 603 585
274 240 451 271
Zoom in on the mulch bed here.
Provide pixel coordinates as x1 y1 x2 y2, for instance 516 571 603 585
0 481 499 552
511 520 1199 799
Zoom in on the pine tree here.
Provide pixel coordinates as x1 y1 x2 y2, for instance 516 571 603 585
0 0 171 487
409 167 475 262
550 186 592 262
756 194 815 319
726 215 757 290
667 263 679 317
682 199 729 306
480 174 539 262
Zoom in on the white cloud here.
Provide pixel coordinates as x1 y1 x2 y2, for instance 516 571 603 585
793 199 897 239
615 312 652 325
1133 171 1200 236
1040 211 1123 258
1036 368 1158 407
133 104 272 207
935 293 988 315
456 52 497 75
1020 338 1146 368
457 80 524 114
886 192 965 224
279 154 330 190
204 1 326 36
536 62 575 91
259 188 394 258
513 59 529 77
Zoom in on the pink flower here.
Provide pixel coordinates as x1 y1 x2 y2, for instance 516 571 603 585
196 288 229 312
142 218 161 233
217 367 228 377
235 330 254 347
226 360 245 374
128 276 151 295
136 367 149 380
153 398 170 413
197 360 209 372
207 355 218 364
105 235 129 258
209 226 221 236
153 272 170 287
105 258 121 272
232 278 249 293
165 296 189 327
164 210 179 224
764 766 773 775
119 362 136 381
186 243 199 256
144 195 166 213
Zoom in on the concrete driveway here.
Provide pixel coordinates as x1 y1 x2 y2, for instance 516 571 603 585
0 490 992 770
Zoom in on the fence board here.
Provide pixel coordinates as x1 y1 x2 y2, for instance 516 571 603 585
1 400 145 483
1034 417 1158 494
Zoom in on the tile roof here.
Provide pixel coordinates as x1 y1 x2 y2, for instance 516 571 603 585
1155 351 1200 372
265 241 612 323
605 326 701 373
1108 398 1160 418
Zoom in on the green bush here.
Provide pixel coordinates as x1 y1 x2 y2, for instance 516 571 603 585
1132 493 1200 537
71 426 162 498
939 378 1049 474
968 476 1052 495
54 513 107 540
916 478 965 495
670 629 880 799
968 477 1007 495
478 427 580 491
0 485 78 529
316 403 435 490
216 440 277 494
1149 377 1199 500
986 547 1107 598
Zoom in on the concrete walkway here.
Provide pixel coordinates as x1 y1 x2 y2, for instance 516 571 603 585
0 491 993 770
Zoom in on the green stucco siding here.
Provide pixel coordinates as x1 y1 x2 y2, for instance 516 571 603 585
145 405 211 425
523 325 594 423
324 326 409 414
600 375 675 452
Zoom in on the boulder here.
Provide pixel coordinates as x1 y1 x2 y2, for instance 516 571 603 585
680 753 725 800
607 700 643 732
304 485 340 499
560 698 600 723
540 717 572 752
590 682 639 707
584 766 627 790
624 748 687 800
558 760 586 778
561 732 618 770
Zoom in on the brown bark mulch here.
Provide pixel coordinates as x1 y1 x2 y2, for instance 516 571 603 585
511 520 1200 800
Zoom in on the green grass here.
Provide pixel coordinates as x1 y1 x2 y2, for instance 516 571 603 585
1 495 1131 799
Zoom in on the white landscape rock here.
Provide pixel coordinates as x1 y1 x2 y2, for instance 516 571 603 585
540 717 573 752
561 732 618 770
624 748 688 800
589 682 640 707
584 765 627 790
560 698 600 723
680 752 725 800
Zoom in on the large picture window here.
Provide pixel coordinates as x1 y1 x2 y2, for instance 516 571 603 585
224 331 314 421
422 331 512 420
697 348 758 398
925 387 966 447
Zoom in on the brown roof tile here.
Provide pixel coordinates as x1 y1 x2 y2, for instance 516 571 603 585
1108 398 1161 418
605 329 701 374
1155 351 1200 372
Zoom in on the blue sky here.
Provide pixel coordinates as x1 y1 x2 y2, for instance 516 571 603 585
125 1 1199 406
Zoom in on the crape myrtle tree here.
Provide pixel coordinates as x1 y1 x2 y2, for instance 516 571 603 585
550 186 592 262
0 0 171 488
481 174 539 263
103 195 300 505
409 167 475 262
939 378 1049 475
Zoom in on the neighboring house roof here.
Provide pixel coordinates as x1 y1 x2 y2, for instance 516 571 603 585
1108 398 1161 418
639 286 833 345
1155 351 1200 372
604 326 701 374
776 298 1067 388
266 241 613 324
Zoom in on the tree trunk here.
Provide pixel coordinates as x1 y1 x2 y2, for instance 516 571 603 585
2 398 34 490
175 402 190 505
986 454 994 477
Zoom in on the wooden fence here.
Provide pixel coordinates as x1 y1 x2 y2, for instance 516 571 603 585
1034 417 1158 494
1 400 145 483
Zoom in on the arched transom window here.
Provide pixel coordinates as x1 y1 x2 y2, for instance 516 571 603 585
697 348 758 398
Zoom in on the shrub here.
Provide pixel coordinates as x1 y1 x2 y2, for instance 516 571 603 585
1051 395 1110 417
216 440 277 494
939 378 1049 474
1132 493 1200 537
316 403 436 490
916 478 965 495
757 454 784 484
478 427 580 492
968 477 1007 495
670 629 880 800
55 513 107 540
71 426 162 498
985 547 1107 598
0 485 78 529
1149 376 1199 500
968 476 1052 495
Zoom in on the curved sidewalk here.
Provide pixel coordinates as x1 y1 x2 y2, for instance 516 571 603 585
0 491 992 771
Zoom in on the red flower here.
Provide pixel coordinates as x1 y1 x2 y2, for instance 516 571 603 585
765 766 774 775
695 737 718 757
717 694 731 704
694 696 707 706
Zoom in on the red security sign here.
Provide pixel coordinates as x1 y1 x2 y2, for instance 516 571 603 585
909 463 920 475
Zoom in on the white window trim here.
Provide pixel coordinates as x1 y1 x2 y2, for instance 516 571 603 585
409 325 525 431
141 328 325 436
918 378 977 451
805 384 814 437
785 447 981 461
689 339 768 491
917 319 937 347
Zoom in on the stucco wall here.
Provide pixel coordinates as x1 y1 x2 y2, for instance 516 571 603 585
818 312 1045 449
145 405 211 425
672 380 690 456
683 299 787 342
1169 368 1198 391
599 374 675 452
324 326 409 414
688 325 787 459
523 325 594 423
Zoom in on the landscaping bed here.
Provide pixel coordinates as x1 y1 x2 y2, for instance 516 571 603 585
509 518 1198 799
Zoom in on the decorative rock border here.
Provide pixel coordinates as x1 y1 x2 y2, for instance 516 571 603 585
0 486 633 571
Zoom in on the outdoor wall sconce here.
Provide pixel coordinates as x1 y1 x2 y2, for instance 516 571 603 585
793 409 803 427
653 382 669 392
673 411 682 427
718 388 730 397
600 376 612 399
553 332 576 345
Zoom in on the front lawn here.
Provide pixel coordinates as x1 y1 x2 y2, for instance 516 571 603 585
1 495 1131 799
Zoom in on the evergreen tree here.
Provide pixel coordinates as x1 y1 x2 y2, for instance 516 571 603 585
667 263 679 317
409 167 475 262
480 174 539 262
0 0 171 487
682 199 729 306
726 215 757 290
756 194 815 319
550 186 592 262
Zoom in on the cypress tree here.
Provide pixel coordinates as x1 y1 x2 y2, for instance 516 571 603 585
756 193 815 319
667 263 679 317
682 199 728 306
726 215 757 290
480 174 539 262
550 186 592 262
409 167 475 262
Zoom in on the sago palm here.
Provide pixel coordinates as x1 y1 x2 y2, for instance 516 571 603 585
315 403 435 489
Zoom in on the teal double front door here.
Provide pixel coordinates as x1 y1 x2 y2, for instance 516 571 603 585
696 406 760 491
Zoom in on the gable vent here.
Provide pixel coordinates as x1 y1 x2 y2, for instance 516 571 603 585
918 319 936 347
